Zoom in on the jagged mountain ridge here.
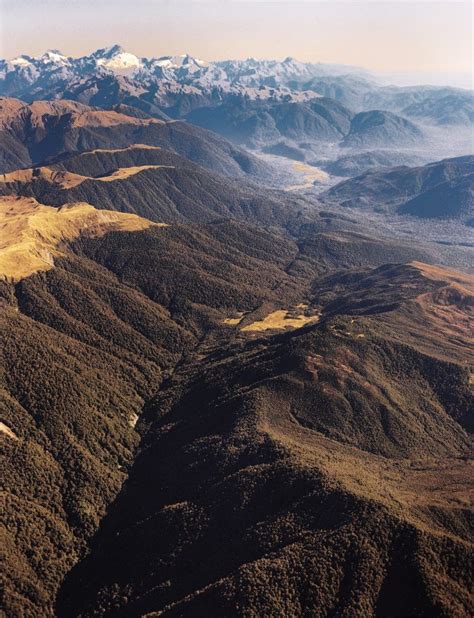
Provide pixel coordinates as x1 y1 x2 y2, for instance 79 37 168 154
2 48 471 175
1 45 472 127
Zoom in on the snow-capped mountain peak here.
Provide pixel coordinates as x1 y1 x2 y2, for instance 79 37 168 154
10 55 33 67
92 44 125 59
152 54 206 70
91 45 141 74
39 50 70 65
0 45 380 112
97 52 141 74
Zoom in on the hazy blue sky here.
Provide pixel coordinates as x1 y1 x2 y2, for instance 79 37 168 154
1 1 472 87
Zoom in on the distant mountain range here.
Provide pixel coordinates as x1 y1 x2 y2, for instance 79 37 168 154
1 46 472 180
320 149 425 177
1 45 472 129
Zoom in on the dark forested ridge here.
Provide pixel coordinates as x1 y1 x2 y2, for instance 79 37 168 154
0 145 305 228
1 218 302 616
56 261 473 618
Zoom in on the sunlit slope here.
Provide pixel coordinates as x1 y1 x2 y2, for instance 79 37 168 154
0 196 160 279
1 164 174 188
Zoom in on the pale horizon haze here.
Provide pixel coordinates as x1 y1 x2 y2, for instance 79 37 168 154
0 0 472 88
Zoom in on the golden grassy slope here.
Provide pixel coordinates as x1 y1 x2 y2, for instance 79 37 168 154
0 167 86 188
93 165 174 182
0 421 18 440
0 196 163 280
387 262 474 364
411 260 474 290
240 305 320 332
80 144 162 155
1 164 175 189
